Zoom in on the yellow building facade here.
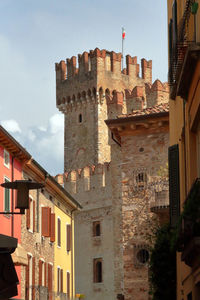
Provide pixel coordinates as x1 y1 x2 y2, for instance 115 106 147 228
52 174 81 300
54 203 75 299
167 1 200 299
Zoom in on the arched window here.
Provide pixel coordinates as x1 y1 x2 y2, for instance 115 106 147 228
93 258 102 282
93 221 101 236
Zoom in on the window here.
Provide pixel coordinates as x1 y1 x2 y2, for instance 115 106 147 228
79 114 82 123
39 259 46 286
48 263 53 300
4 149 10 168
4 177 10 213
136 249 149 264
136 172 147 189
26 254 35 300
26 197 35 232
67 272 70 299
66 224 71 251
57 217 61 247
57 267 63 293
187 292 192 300
93 221 101 237
93 258 102 283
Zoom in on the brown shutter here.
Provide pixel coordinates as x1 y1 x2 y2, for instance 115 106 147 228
168 144 180 228
48 263 52 291
33 201 35 232
44 262 47 287
67 224 71 251
67 272 70 299
32 257 35 300
57 218 61 247
42 207 51 237
61 269 63 292
50 213 55 242
39 260 42 286
25 257 30 300
26 199 31 229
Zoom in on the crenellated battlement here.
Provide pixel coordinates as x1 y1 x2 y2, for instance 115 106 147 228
55 48 154 111
55 163 111 201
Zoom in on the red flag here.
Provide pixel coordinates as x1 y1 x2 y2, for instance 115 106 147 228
122 27 125 39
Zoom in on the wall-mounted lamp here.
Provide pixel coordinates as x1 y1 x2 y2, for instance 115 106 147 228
0 180 44 215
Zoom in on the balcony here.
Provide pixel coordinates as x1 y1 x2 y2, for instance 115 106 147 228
169 0 200 99
174 178 200 267
150 190 169 212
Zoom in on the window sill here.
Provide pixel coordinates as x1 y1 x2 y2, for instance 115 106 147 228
3 213 11 218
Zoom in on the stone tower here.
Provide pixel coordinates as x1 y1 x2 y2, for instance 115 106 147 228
56 48 169 300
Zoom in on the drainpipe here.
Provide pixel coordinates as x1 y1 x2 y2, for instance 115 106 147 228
36 189 39 233
11 156 14 237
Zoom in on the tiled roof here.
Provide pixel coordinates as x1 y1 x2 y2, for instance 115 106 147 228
118 103 169 119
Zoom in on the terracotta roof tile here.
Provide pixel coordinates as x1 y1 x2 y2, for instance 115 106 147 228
118 103 169 119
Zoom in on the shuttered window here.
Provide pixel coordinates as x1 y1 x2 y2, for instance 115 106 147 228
61 269 63 292
67 272 70 299
172 0 177 50
42 207 51 237
48 263 53 300
66 224 71 251
57 218 61 247
50 213 55 242
168 144 180 228
4 178 10 212
32 257 35 300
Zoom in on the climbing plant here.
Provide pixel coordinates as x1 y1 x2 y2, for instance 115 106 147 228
149 224 176 300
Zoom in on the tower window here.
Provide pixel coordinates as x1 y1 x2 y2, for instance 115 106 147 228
93 258 102 283
79 114 82 123
93 221 101 237
136 172 147 188
136 249 149 264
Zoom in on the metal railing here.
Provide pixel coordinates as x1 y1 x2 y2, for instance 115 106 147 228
169 0 194 91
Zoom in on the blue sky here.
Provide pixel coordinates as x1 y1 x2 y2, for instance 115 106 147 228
0 0 168 175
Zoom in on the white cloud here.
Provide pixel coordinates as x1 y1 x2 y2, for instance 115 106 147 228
1 119 21 133
48 113 64 134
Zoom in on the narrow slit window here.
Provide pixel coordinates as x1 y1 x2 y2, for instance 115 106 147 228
79 114 82 123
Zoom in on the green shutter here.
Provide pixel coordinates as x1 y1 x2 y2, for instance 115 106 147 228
168 144 180 228
4 179 10 212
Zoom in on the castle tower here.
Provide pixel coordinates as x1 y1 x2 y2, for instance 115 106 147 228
56 48 169 300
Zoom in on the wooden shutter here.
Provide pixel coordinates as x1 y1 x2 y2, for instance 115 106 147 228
33 201 35 233
42 207 51 237
61 269 63 292
67 272 70 299
67 224 71 251
32 257 35 300
44 262 47 287
168 144 180 228
4 186 10 212
50 213 55 242
57 218 61 247
48 263 52 291
39 260 42 286
26 199 31 229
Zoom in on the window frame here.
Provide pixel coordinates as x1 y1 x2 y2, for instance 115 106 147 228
4 176 10 214
93 258 103 283
4 149 10 169
57 217 61 248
